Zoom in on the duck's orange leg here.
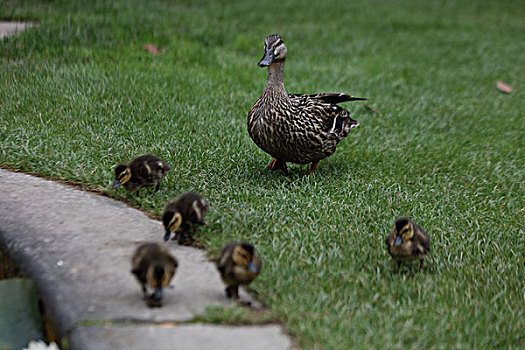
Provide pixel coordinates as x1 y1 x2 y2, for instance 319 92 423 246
308 162 319 175
268 159 287 171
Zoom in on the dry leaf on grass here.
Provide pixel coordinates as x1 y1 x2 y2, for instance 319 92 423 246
364 104 380 114
157 321 178 328
143 43 161 56
496 81 512 94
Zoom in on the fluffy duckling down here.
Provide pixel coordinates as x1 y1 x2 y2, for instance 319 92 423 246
131 242 178 307
162 192 209 245
386 217 430 272
113 154 171 194
216 242 262 300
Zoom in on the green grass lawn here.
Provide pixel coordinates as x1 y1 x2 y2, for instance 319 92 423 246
1 0 524 348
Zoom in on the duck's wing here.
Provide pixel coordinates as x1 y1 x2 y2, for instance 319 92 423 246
216 244 234 273
289 93 346 117
289 94 359 134
419 231 431 253
413 224 431 254
289 93 366 104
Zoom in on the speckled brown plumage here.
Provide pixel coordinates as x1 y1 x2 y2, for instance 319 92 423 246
248 34 366 173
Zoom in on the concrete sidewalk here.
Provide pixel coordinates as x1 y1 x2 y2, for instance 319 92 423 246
0 169 293 350
0 21 34 39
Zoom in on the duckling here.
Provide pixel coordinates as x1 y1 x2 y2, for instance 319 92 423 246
131 242 178 307
162 192 209 245
216 242 261 300
386 217 430 272
112 154 171 194
247 34 366 174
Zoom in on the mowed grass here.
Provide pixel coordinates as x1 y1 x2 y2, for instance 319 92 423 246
1 0 524 348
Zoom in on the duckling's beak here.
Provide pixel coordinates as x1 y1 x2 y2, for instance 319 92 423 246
153 286 163 301
112 180 121 189
163 230 171 242
247 261 259 273
394 235 402 247
258 50 275 67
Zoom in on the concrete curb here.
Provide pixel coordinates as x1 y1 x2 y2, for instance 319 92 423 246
70 324 290 350
0 21 34 39
0 169 293 349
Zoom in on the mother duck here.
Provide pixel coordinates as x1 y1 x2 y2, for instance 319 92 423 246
248 34 366 174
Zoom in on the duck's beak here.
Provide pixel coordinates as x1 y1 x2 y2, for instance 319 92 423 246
247 261 259 273
153 286 163 301
163 230 171 242
394 236 402 247
112 180 121 189
258 50 274 67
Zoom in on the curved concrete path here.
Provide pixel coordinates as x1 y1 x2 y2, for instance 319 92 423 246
0 169 293 350
0 21 34 39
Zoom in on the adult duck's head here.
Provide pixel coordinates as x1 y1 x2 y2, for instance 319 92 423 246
258 34 287 67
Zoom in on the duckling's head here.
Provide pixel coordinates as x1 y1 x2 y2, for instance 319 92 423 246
232 243 259 274
146 263 176 300
393 217 414 247
113 164 131 189
259 34 287 67
162 211 183 241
